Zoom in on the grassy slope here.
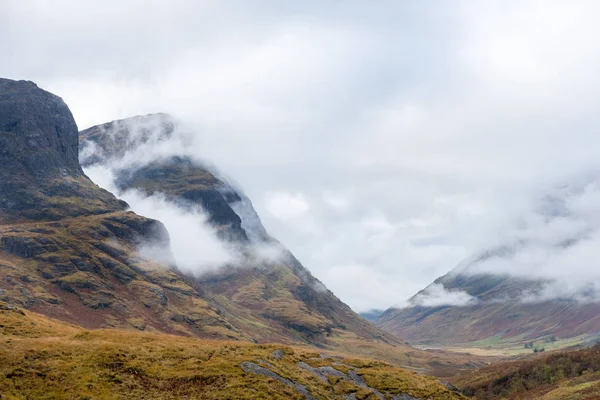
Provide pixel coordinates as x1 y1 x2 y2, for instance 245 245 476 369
450 344 600 399
0 211 243 340
0 303 465 400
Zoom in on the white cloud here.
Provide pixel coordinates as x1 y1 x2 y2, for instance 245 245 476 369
84 165 234 274
120 190 234 274
407 284 478 308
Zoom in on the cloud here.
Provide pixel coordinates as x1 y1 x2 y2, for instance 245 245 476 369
5 1 600 311
407 284 478 308
120 190 234 274
84 164 234 275
264 191 310 221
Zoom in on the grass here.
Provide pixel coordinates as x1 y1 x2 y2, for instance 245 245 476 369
422 334 597 357
0 303 465 399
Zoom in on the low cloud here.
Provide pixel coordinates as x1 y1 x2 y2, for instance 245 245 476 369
85 164 234 274
405 283 477 308
81 117 295 277
120 190 234 274
445 177 600 304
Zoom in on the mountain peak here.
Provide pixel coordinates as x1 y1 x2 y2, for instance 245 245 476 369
0 78 81 176
0 78 127 222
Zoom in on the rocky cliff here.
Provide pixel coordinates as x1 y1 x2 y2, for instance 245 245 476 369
0 79 127 222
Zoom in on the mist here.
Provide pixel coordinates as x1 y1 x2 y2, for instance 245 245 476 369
84 163 234 274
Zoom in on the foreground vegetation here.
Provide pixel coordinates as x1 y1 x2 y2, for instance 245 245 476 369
451 344 600 399
0 303 464 399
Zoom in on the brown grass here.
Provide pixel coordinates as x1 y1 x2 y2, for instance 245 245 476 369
0 303 465 399
451 344 600 399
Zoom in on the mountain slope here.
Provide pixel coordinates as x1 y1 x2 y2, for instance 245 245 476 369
0 302 466 400
0 79 411 354
0 79 242 339
450 343 600 399
0 79 488 376
377 181 600 350
377 254 600 350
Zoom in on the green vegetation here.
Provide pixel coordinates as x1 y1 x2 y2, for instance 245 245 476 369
427 334 596 357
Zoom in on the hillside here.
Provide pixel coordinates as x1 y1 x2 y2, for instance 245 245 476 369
0 301 466 400
376 253 600 353
451 344 600 399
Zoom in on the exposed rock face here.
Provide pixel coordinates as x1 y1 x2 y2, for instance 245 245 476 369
0 79 127 222
0 79 81 176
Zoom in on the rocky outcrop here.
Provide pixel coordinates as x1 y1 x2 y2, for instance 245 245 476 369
0 79 81 176
241 361 316 400
0 78 127 222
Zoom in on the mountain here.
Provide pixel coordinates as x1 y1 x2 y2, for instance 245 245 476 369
0 79 242 339
78 113 404 348
376 181 600 352
0 78 395 349
360 309 385 323
0 78 491 382
376 252 600 351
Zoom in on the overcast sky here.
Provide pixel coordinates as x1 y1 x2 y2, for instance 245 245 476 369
4 1 600 312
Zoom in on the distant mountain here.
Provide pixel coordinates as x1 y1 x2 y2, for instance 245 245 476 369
360 309 385 322
377 248 600 347
375 180 600 348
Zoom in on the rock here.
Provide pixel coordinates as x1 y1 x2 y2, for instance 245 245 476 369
240 361 316 400
271 349 284 360
297 361 346 383
0 78 128 221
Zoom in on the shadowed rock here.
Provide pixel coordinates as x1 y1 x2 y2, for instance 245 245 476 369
241 361 316 400
0 78 127 222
